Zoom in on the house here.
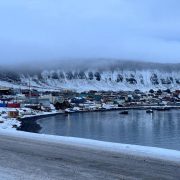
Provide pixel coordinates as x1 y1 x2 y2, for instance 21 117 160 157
83 102 97 110
71 97 86 104
23 96 51 109
22 89 39 97
7 103 20 108
8 110 19 118
39 97 51 108
0 87 12 95
50 95 65 104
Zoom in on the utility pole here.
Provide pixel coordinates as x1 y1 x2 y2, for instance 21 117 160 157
29 77 31 103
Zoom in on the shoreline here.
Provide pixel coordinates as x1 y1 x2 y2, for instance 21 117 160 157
64 105 180 114
17 108 180 153
17 105 180 133
17 112 63 133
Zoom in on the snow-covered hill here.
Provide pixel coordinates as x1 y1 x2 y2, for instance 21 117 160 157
20 69 180 92
1 61 180 92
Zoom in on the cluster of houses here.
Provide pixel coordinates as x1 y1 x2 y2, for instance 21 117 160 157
1 86 180 117
65 89 180 112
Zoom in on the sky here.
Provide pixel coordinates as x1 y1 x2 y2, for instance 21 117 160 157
0 0 180 65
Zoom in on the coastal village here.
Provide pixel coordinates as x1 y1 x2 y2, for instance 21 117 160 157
1 86 180 130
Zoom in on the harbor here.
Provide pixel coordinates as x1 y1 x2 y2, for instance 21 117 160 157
1 86 180 131
35 109 180 151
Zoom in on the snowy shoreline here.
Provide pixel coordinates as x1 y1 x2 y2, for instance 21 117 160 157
1 105 180 131
17 111 64 133
0 106 62 131
0 129 180 164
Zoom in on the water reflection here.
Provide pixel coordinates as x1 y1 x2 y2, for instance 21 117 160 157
38 110 180 150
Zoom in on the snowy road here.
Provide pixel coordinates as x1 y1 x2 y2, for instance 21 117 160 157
0 133 180 180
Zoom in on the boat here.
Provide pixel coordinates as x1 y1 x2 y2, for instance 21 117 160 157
65 108 76 114
146 109 153 113
120 111 128 115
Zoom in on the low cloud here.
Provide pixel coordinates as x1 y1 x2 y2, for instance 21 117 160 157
0 0 180 65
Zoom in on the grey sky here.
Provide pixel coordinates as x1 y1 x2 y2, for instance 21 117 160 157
0 0 180 65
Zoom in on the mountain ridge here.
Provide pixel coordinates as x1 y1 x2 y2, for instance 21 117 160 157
1 61 180 92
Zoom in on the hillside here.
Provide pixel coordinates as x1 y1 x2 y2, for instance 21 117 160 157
1 61 180 92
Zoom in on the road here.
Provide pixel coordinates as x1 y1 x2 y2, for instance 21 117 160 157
0 134 180 180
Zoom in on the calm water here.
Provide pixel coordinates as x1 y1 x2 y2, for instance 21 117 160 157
38 110 180 150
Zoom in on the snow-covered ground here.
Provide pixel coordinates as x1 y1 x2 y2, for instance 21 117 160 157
0 129 180 163
0 107 59 131
0 108 20 131
0 117 20 131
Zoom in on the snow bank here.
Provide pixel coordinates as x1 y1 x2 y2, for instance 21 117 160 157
0 107 59 131
0 119 20 131
0 129 180 163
